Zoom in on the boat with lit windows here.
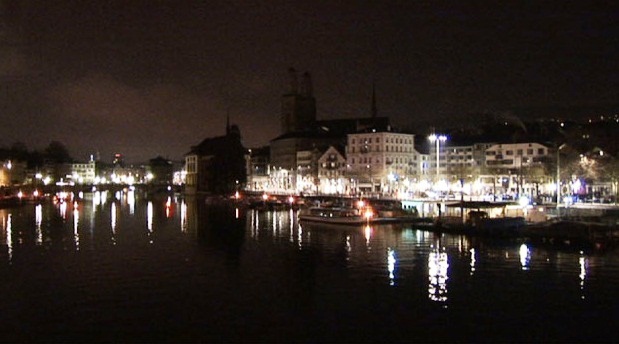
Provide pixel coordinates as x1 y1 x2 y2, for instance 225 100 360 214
298 206 369 226
298 202 421 226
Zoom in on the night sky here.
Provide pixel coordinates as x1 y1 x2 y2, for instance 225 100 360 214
1 1 618 163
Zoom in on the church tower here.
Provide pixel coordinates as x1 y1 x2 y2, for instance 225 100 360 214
280 68 317 134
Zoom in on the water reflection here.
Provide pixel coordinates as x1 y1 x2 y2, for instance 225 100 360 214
111 202 117 245
35 204 42 245
73 207 80 251
127 189 135 214
387 247 396 286
147 201 154 233
579 252 588 299
4 213 12 264
165 196 173 218
59 201 68 219
180 200 188 233
0 194 614 326
364 225 372 249
519 243 531 270
428 239 449 304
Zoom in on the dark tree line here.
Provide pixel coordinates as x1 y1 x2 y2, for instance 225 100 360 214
0 141 73 168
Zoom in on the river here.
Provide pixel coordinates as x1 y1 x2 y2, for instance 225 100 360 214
0 190 617 342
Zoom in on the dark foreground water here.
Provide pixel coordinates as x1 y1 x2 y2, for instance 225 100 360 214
0 191 618 343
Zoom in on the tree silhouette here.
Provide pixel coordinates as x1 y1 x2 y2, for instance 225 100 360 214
44 141 72 164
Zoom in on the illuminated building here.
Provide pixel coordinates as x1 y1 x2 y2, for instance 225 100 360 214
68 157 96 184
346 130 420 194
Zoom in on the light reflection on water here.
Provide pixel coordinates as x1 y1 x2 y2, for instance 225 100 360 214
0 195 617 342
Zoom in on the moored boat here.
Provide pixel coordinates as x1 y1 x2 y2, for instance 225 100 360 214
298 202 421 226
298 206 369 225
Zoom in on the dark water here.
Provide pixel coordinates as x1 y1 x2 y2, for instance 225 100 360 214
0 191 618 342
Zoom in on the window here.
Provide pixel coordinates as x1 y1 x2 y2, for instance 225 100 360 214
527 149 533 155
352 139 355 144
538 148 544 155
506 150 513 155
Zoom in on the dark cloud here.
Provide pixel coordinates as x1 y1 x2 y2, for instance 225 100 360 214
1 1 618 162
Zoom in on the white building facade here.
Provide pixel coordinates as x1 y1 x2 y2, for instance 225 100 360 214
316 146 347 194
69 159 96 184
346 130 421 195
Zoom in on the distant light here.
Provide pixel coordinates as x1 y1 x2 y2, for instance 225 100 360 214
519 196 530 207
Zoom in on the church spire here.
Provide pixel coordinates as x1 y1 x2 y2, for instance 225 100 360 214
371 81 377 118
226 110 230 135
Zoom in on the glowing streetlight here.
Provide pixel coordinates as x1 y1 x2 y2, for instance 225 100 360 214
556 143 567 213
428 134 447 178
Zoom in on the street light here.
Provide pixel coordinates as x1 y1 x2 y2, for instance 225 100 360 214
556 143 567 213
428 134 447 179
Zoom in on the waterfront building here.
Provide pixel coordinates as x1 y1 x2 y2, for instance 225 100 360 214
485 142 551 171
346 129 419 195
316 145 347 194
0 160 26 186
445 145 476 177
246 146 271 192
185 122 247 195
485 142 552 198
68 157 96 185
147 156 174 185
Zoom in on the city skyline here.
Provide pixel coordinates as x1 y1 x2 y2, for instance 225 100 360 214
1 1 617 162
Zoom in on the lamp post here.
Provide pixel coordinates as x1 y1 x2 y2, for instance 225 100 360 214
556 143 567 214
428 134 447 179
